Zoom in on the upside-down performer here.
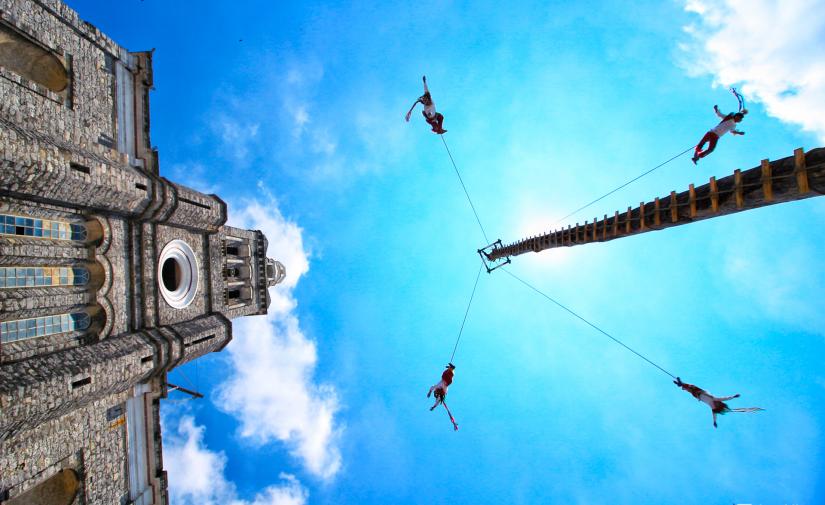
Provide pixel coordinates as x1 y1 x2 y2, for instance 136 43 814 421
674 377 763 428
692 88 748 164
427 363 459 430
405 75 447 134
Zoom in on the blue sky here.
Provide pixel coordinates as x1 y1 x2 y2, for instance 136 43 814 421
68 0 825 503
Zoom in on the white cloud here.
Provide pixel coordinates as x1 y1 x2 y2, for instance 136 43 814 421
216 194 342 480
681 0 825 141
291 105 310 139
213 115 261 164
168 162 221 195
203 57 410 183
163 415 308 505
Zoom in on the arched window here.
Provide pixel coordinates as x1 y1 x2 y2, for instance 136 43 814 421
0 214 87 241
0 312 90 343
0 266 89 288
4 468 79 505
0 22 69 93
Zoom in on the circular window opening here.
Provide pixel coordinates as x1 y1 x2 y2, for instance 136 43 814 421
157 240 199 309
161 257 182 291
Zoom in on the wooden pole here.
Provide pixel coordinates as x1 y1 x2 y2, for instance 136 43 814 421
795 147 809 194
689 184 697 218
670 191 678 223
603 214 608 240
639 202 646 230
710 176 719 212
654 198 661 226
481 147 825 262
761 159 773 202
625 207 632 233
734 169 744 208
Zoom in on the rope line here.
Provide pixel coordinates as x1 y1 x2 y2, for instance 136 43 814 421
178 368 198 392
553 145 695 226
502 268 676 379
449 262 484 363
441 135 490 244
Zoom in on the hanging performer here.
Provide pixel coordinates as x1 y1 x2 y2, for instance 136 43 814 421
674 377 763 428
427 363 459 430
692 88 748 164
405 75 447 135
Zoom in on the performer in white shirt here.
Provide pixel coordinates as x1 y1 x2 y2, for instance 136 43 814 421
405 75 447 135
674 377 763 428
692 106 747 164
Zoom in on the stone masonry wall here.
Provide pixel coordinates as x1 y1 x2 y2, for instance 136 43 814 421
0 330 155 440
0 390 132 504
170 313 231 367
160 181 226 233
0 0 119 139
0 0 155 215
99 215 130 337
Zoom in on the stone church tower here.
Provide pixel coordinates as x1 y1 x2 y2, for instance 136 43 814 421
0 1 285 503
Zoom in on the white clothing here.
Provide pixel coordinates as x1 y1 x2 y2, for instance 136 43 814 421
711 119 737 137
431 380 449 396
697 391 717 409
423 102 437 119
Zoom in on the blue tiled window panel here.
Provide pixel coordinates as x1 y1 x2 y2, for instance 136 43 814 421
0 313 90 343
0 266 89 288
0 214 86 241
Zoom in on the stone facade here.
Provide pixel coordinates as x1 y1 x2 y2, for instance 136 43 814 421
0 1 286 504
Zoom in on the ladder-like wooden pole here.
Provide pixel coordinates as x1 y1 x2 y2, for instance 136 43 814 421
484 147 825 262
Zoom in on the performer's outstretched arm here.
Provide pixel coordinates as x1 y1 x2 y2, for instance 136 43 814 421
405 100 421 122
717 394 740 402
714 105 726 119
422 75 429 95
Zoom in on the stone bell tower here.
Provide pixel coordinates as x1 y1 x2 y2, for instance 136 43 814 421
0 1 285 504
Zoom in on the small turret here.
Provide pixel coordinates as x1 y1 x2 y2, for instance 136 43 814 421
265 258 286 287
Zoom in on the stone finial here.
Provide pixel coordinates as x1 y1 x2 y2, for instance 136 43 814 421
265 258 286 287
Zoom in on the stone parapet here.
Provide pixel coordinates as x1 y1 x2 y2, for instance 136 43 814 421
0 330 154 440
155 179 227 233
0 120 154 216
0 312 231 440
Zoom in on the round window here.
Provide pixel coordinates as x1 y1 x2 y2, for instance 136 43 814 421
157 240 199 308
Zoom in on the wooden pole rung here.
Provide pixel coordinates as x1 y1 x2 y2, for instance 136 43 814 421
670 191 678 223
709 176 719 212
592 217 598 241
654 197 661 226
689 184 697 218
734 169 744 208
583 221 589 243
639 202 646 230
794 147 809 194
625 207 632 233
602 214 608 240
613 211 619 236
761 159 773 202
